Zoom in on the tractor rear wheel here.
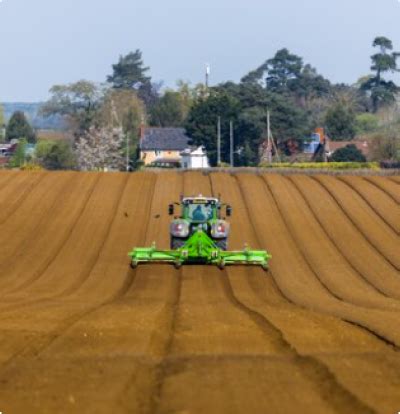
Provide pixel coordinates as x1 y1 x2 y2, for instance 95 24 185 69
214 239 228 251
171 237 186 250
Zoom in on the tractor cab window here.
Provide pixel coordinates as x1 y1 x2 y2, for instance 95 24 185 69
187 203 213 221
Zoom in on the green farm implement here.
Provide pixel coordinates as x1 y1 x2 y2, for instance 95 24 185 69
129 195 271 270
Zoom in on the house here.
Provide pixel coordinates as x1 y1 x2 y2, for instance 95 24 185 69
180 146 210 169
303 132 322 154
140 127 190 166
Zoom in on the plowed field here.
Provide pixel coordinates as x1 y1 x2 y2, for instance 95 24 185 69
0 171 399 414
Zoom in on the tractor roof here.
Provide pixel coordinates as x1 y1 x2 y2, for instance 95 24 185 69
182 195 219 204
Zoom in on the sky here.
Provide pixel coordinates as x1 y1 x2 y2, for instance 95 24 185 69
0 0 399 101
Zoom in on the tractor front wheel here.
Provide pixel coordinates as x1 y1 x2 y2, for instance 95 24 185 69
214 239 228 251
171 237 186 250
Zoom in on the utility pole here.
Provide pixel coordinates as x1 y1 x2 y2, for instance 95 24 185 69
126 134 130 172
267 110 273 164
217 116 221 166
230 120 234 167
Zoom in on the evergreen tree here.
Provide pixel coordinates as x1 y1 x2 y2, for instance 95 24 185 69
107 50 157 108
6 111 36 143
361 36 399 112
325 103 356 141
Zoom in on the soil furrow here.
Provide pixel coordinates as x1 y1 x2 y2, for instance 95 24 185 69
364 176 400 204
263 174 400 311
0 171 45 225
313 176 399 269
0 173 101 295
339 176 400 234
0 171 399 414
289 175 400 300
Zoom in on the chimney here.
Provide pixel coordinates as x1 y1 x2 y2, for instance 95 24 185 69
139 124 146 140
139 114 147 140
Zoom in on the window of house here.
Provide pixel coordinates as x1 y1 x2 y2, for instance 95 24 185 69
155 150 162 157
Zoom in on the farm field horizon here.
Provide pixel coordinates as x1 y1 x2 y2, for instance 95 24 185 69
0 170 399 413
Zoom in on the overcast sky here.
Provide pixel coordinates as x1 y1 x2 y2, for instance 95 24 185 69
0 0 399 101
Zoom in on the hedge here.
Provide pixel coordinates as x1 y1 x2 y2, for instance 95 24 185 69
259 162 380 170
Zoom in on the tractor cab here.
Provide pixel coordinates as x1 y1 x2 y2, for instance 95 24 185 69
183 197 218 223
168 196 232 250
169 196 231 222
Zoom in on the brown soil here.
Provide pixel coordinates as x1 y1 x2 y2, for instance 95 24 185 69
0 171 399 414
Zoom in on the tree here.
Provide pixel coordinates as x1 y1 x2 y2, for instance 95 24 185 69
96 89 145 169
107 50 150 89
369 129 400 161
75 126 125 171
10 138 28 167
185 91 241 166
288 64 332 107
107 50 158 108
185 82 310 165
331 144 366 162
36 140 76 170
0 104 5 142
6 111 36 143
355 113 379 134
41 80 103 133
325 103 356 140
232 82 310 151
150 91 186 127
242 48 303 92
361 36 400 112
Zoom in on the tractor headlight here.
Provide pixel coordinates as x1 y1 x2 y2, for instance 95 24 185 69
211 220 230 239
170 220 190 238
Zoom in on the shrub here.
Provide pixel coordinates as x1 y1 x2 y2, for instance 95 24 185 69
20 163 43 171
36 139 76 170
331 144 367 162
380 160 400 169
369 130 400 162
259 161 379 170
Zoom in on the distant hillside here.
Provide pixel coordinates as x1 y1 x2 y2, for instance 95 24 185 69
2 102 66 130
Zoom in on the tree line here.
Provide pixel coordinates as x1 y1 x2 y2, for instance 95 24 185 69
1 36 399 169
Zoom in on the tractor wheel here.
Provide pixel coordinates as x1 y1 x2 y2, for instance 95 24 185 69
171 237 186 250
214 239 228 251
130 261 138 269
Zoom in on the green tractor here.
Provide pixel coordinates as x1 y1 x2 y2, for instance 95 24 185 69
129 195 271 270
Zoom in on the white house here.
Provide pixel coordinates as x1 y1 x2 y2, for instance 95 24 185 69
180 146 210 169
